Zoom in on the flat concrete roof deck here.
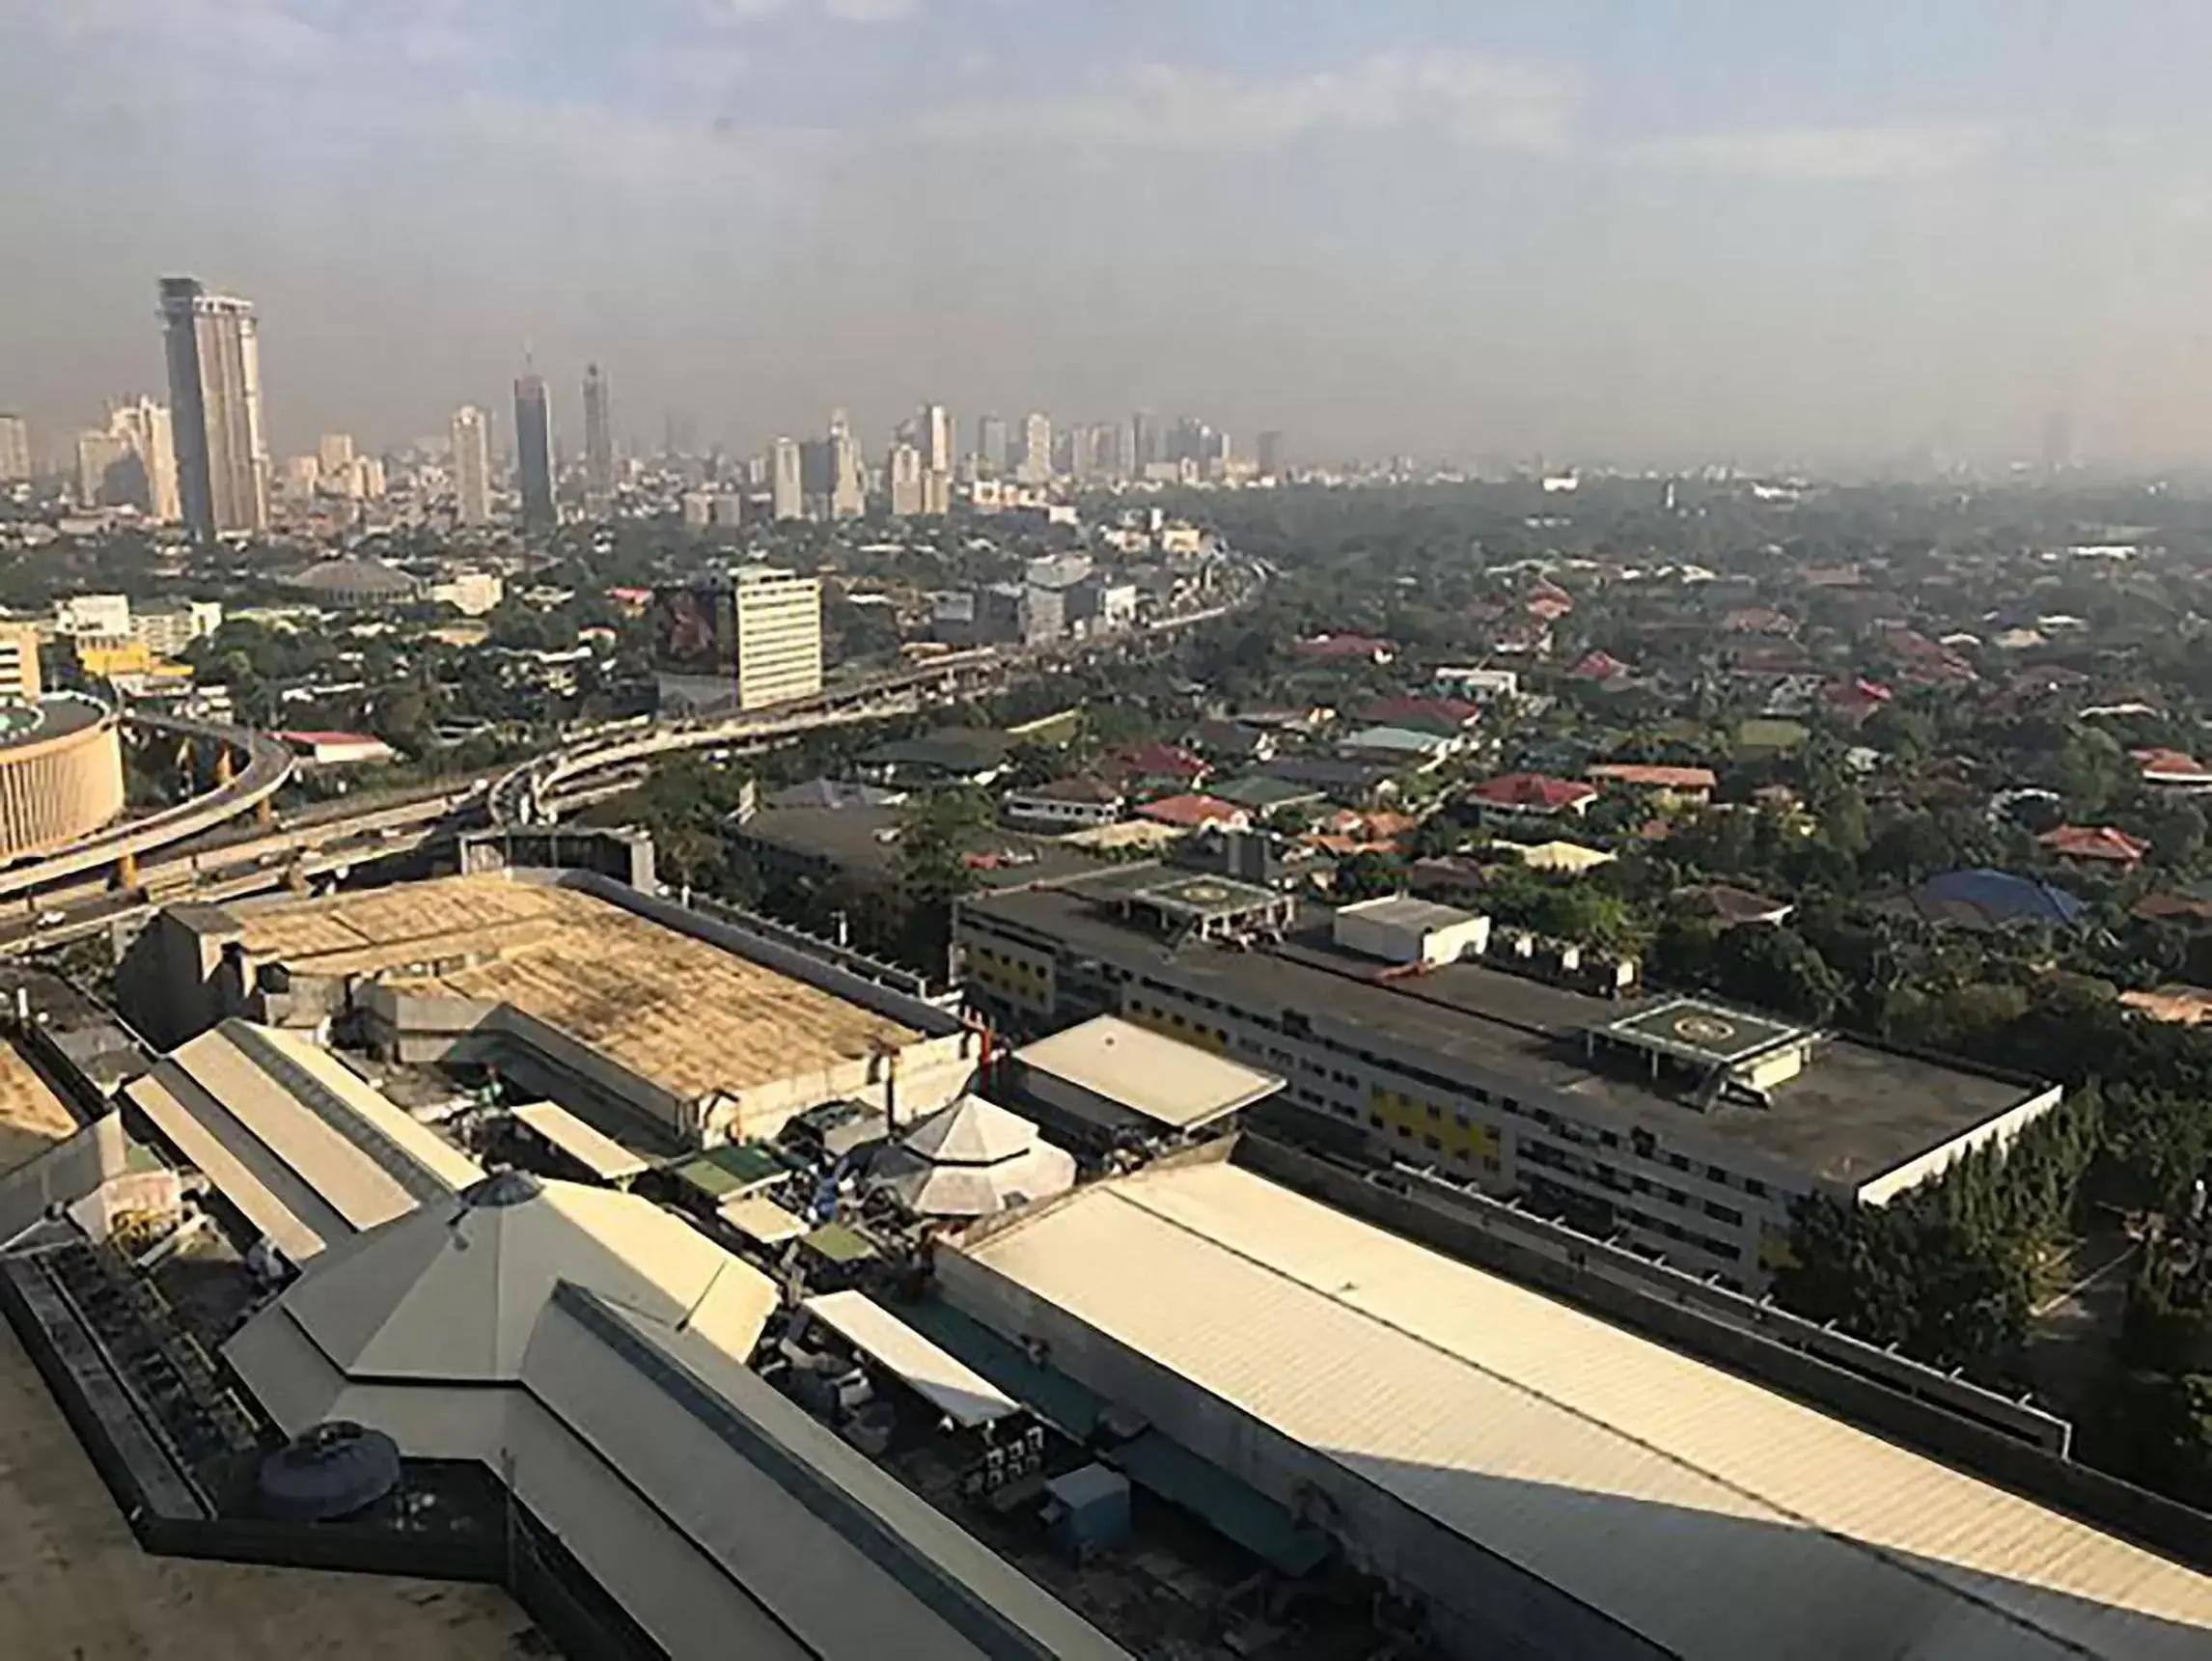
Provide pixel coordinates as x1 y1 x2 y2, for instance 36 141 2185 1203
235 875 922 1104
0 1039 78 1178
0 1320 526 1659
966 883 2048 1190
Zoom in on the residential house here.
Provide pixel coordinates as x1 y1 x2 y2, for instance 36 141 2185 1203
1566 650 1631 684
1673 883 1794 927
1467 772 1599 820
1432 667 1519 703
1586 763 1717 808
855 727 1013 789
1355 696 1484 736
1137 794 1252 834
1102 742 1209 794
1191 718 1278 766
2134 749 2212 794
1292 632 1396 665
1507 841 1618 874
2037 824 2149 869
1336 725 1465 771
1259 756 1403 807
1208 774 1330 819
1002 776 1128 833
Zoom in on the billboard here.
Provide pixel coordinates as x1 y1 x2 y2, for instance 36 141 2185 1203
650 584 735 681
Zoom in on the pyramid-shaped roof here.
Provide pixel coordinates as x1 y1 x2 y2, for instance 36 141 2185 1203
898 1094 1040 1167
262 1170 776 1385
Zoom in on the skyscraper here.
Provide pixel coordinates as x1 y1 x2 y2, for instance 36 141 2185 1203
1019 413 1053 484
732 568 823 710
583 363 615 495
887 443 925 517
770 436 804 521
1131 409 1158 474
0 416 30 484
159 276 268 540
827 409 865 520
977 413 1009 477
919 403 954 475
1258 429 1286 479
108 398 180 521
74 430 129 506
513 372 555 532
318 432 355 474
451 405 492 526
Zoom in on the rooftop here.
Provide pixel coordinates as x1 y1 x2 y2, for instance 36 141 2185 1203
231 875 920 1106
0 1321 524 1658
965 881 2048 1192
949 1159 2212 1661
1012 1015 1284 1131
0 1038 80 1179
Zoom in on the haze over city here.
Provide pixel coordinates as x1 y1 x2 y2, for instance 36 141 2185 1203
10 0 2212 468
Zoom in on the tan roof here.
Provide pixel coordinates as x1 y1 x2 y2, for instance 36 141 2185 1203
1012 1015 1283 1130
124 1021 481 1262
0 1039 78 1179
509 1100 652 1182
235 875 920 1104
232 1171 775 1395
954 1162 2212 1660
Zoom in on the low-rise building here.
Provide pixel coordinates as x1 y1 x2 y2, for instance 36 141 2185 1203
955 868 2062 1289
1467 772 1598 819
117 871 982 1148
1002 775 1128 832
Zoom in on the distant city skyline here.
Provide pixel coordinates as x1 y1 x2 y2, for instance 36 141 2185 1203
11 6 2212 468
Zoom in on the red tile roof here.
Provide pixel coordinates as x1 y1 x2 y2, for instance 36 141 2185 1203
1293 632 1396 661
2135 747 2212 779
1136 793 1249 829
1587 763 1717 791
1111 743 1208 782
1567 650 1630 681
2038 824 2149 864
1470 772 1598 812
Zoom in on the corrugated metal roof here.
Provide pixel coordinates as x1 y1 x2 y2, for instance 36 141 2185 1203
954 1162 2212 1660
510 1099 651 1183
124 1021 481 1260
801 1291 1021 1428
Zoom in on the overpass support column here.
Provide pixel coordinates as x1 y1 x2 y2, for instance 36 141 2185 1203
256 796 275 828
115 848 138 891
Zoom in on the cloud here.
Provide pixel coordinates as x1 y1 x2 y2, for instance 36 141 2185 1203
1618 124 2004 182
919 49 1577 154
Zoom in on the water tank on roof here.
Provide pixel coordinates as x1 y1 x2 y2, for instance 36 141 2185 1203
255 1421 403 1521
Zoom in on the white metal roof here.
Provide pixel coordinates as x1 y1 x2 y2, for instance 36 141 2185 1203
1012 1016 1284 1130
873 1142 1075 1219
900 1095 1040 1165
801 1290 1022 1427
124 1019 482 1261
953 1161 2212 1660
510 1099 652 1183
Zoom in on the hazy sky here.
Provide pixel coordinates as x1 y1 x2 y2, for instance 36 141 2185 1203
9 1 2212 468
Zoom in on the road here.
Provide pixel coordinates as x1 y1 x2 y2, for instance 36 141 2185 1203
0 559 1263 955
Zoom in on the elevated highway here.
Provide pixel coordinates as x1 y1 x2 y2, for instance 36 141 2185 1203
0 709 295 901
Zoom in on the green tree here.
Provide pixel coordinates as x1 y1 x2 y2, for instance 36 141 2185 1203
1334 850 1406 902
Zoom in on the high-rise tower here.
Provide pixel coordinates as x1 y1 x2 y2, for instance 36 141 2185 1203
159 276 268 540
